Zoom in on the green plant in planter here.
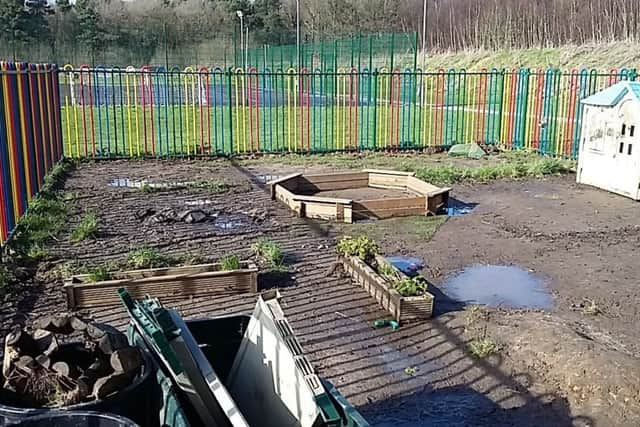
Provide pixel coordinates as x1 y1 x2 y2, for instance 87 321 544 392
392 277 427 297
252 238 285 269
86 265 112 282
337 236 379 262
220 254 242 271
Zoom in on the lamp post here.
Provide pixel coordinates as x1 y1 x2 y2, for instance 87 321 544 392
422 0 428 68
296 0 300 68
236 10 244 69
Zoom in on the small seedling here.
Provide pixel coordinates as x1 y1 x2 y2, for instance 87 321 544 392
392 277 427 297
127 247 175 269
190 180 230 193
468 338 498 359
252 238 285 269
71 213 99 242
582 299 601 316
220 254 241 271
86 265 112 282
336 236 379 262
404 367 418 376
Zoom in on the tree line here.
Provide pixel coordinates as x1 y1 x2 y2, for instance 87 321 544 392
0 0 638 66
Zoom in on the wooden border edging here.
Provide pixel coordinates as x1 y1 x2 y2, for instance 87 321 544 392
339 255 434 323
64 262 258 309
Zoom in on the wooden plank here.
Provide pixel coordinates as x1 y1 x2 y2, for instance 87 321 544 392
292 194 352 204
302 201 341 221
426 189 450 215
268 173 303 199
303 172 370 183
297 180 370 192
367 173 409 189
362 169 415 177
406 176 441 195
275 185 302 215
64 262 259 309
353 196 426 211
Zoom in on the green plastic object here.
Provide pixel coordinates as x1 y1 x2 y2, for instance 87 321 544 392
448 143 486 159
373 319 400 330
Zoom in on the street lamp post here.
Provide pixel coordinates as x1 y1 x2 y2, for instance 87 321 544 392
422 0 428 68
236 10 244 69
296 0 300 68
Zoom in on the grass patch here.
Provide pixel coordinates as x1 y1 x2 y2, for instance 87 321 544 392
127 247 177 269
415 156 573 185
468 338 498 359
71 213 99 242
252 238 285 270
220 254 241 271
189 180 231 193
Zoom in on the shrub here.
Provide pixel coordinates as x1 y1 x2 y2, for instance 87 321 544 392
337 236 379 262
220 254 241 271
468 338 498 359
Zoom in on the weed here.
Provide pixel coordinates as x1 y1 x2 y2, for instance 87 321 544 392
189 180 231 193
392 277 427 297
220 254 242 271
336 236 379 262
71 213 99 242
139 183 157 193
26 245 50 261
0 266 10 295
86 265 112 282
468 338 498 359
127 247 176 269
252 238 285 269
339 216 447 246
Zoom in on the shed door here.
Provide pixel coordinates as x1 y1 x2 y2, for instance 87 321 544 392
612 102 640 198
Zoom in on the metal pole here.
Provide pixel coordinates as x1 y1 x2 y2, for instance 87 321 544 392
296 0 301 69
245 27 249 70
239 13 244 69
422 0 428 68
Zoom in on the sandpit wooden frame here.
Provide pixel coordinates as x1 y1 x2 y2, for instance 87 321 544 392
64 262 258 309
339 254 434 322
269 169 451 223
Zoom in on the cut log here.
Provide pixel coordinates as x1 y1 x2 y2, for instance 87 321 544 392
32 316 53 331
15 356 36 375
86 322 121 341
35 354 51 369
98 333 129 355
5 328 35 354
69 316 88 332
51 314 72 333
110 348 142 374
3 343 19 378
92 372 132 399
52 361 77 378
33 329 58 356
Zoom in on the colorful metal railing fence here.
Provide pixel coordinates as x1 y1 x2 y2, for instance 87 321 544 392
58 66 637 160
0 62 63 247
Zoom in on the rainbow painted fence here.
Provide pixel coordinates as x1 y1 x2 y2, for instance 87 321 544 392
0 63 63 246
59 66 636 160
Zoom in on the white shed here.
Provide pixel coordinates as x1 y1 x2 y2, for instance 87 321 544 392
577 81 640 200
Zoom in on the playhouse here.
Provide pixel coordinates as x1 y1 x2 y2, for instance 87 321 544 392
577 81 640 200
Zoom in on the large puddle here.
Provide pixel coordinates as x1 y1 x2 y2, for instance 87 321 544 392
446 199 477 216
442 265 552 309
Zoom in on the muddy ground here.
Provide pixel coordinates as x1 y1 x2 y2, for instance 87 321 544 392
2 158 639 426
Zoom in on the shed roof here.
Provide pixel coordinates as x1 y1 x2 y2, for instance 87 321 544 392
581 81 640 107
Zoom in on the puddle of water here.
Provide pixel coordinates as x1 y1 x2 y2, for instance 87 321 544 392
442 265 552 309
213 215 247 230
256 174 281 184
109 178 146 188
108 178 195 189
185 199 214 207
446 199 477 216
385 256 424 277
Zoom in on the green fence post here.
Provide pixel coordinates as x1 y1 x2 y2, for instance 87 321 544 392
227 68 234 154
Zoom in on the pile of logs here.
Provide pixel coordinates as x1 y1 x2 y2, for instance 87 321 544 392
2 314 143 408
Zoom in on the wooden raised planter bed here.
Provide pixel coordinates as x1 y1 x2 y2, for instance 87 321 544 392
64 262 258 310
339 255 434 322
270 170 451 223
